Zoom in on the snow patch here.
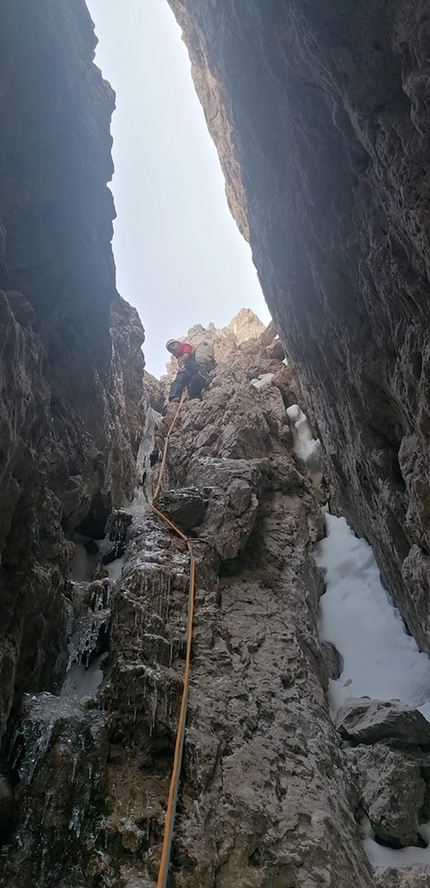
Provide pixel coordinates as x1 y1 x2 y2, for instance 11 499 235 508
250 373 274 390
314 514 430 720
286 404 322 485
362 815 430 868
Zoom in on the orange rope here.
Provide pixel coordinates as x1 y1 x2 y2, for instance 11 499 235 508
151 391 196 888
153 391 186 501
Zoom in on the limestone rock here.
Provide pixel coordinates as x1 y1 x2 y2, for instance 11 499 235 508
266 338 285 361
336 699 430 748
321 641 342 682
186 457 261 561
0 0 145 752
374 868 430 888
162 309 274 387
345 744 425 847
166 0 430 660
225 306 265 343
1 307 378 885
143 370 164 414
155 487 209 531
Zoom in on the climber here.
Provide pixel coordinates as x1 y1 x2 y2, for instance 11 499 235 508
166 338 215 402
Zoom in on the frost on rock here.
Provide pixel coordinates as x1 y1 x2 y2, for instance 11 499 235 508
314 514 430 719
130 405 162 513
286 403 322 485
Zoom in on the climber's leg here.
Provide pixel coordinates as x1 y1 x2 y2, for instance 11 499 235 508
187 368 209 400
169 368 191 402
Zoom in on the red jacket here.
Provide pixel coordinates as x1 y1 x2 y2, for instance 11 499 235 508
176 343 193 357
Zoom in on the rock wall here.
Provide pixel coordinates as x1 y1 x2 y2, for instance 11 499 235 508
3 314 430 886
0 0 144 749
3 0 430 884
0 322 372 887
167 0 430 655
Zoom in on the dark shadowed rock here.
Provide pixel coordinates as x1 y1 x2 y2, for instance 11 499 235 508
0 0 145 752
155 487 209 531
166 0 430 661
0 780 13 843
336 699 430 748
5 291 36 327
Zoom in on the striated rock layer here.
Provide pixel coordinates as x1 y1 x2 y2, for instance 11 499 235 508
0 0 145 749
167 0 430 655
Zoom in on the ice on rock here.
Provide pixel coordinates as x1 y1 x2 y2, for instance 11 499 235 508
107 555 125 583
130 405 162 513
61 654 108 700
314 514 430 720
70 541 97 582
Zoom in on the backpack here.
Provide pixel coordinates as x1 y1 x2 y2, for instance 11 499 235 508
194 341 216 371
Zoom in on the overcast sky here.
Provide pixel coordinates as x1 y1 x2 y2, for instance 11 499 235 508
86 0 270 377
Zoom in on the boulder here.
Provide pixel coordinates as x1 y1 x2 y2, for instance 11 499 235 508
373 868 430 888
321 641 342 681
346 744 425 847
155 487 209 531
336 700 430 748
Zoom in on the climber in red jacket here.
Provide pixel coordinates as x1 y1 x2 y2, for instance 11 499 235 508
166 339 208 402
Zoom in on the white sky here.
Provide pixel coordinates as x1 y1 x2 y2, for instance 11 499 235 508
86 0 271 377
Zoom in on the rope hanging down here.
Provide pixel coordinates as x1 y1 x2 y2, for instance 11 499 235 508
151 392 196 888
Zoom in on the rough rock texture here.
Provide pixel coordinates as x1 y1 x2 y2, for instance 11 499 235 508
4 317 430 885
345 744 425 847
374 868 430 888
336 699 430 748
0 327 380 887
0 0 145 755
167 0 430 655
162 308 271 391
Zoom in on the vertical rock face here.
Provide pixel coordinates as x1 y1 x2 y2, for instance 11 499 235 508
0 0 144 749
0 323 379 887
3 316 430 886
166 0 430 654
